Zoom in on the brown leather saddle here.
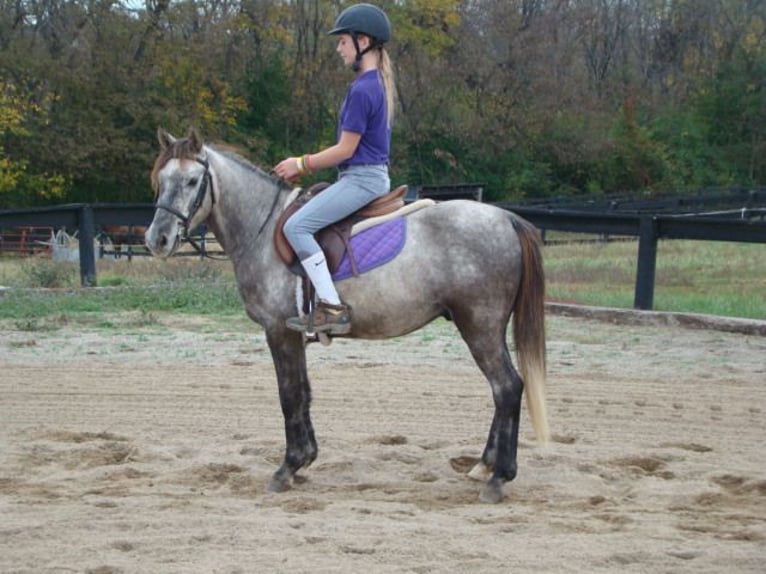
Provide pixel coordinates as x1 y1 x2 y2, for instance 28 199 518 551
274 183 408 277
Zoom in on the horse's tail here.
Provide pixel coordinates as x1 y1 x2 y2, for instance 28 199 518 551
510 213 550 444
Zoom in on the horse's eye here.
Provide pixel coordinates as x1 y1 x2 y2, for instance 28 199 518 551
188 177 198 187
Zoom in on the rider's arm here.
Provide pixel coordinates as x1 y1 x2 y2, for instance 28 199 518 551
307 130 361 171
274 130 361 181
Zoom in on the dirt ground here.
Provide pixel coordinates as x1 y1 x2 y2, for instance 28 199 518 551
1 306 764 574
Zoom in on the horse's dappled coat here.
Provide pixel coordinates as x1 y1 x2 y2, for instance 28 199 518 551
145 128 548 503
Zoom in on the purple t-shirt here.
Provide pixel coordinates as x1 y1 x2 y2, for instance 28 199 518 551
338 70 390 168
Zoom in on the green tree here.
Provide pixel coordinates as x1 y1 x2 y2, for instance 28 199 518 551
0 79 68 208
691 48 766 184
0 0 764 207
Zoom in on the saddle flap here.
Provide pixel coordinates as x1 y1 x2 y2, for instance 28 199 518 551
274 183 330 267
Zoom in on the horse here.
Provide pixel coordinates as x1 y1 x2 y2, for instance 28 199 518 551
145 127 549 503
98 224 149 260
100 224 148 244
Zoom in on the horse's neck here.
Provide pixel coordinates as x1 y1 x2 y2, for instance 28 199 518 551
206 150 284 262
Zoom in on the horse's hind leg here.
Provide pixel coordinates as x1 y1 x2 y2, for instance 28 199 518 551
467 413 500 481
265 329 318 493
456 320 523 503
483 354 524 503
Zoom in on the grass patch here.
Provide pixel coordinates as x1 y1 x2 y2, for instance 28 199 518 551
13 316 69 332
0 256 241 320
18 258 79 288
0 256 234 288
1 238 763 321
0 281 242 320
544 237 765 320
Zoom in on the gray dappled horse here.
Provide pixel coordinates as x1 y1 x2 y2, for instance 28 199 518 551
145 127 549 503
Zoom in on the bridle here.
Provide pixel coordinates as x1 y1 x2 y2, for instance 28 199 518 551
154 156 226 259
154 154 284 260
155 157 214 233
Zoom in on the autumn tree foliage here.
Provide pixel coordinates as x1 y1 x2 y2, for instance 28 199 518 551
0 0 763 207
0 80 67 205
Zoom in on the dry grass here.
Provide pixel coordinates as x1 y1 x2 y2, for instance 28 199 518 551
0 255 234 288
2 236 763 320
544 235 765 319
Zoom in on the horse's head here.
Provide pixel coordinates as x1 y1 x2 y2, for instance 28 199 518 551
145 127 216 257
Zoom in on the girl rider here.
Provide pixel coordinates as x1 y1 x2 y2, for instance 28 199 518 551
274 3 396 335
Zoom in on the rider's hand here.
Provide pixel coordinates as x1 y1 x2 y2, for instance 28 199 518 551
274 157 303 182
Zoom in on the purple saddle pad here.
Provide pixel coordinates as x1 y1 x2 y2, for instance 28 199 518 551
332 217 406 281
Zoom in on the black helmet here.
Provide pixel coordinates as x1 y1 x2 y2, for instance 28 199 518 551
328 3 391 45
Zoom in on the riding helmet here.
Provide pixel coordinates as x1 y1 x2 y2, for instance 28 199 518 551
328 3 391 44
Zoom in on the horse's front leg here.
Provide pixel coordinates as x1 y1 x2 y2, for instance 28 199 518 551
264 328 317 493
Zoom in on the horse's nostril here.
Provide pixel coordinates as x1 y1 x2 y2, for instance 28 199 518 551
159 235 168 248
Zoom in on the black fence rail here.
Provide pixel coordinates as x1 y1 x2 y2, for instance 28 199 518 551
509 186 766 219
2 196 765 311
497 205 766 309
95 225 216 261
1 204 156 286
407 183 485 203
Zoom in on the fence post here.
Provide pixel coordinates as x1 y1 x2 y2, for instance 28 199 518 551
78 205 97 287
634 215 658 310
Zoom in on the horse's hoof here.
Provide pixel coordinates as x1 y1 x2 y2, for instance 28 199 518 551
267 476 293 493
467 461 492 482
479 479 504 504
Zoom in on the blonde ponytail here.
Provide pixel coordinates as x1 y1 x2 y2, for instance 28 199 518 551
379 47 395 128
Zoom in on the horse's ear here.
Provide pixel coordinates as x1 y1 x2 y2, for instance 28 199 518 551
187 127 204 153
157 128 175 150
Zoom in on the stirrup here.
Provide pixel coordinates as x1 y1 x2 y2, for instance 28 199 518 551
286 301 351 335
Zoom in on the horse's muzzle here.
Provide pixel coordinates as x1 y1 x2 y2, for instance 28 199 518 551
144 221 181 258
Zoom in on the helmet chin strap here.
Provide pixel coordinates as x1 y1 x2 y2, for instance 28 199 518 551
351 33 376 72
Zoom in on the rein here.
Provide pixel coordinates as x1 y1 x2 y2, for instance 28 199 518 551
256 178 284 240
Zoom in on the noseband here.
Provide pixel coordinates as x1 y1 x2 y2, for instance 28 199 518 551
155 157 215 237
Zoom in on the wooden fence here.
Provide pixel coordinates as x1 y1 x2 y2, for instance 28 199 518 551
1 193 765 310
0 226 55 256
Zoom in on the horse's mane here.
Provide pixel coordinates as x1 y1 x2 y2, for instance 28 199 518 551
150 137 290 197
209 144 286 185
